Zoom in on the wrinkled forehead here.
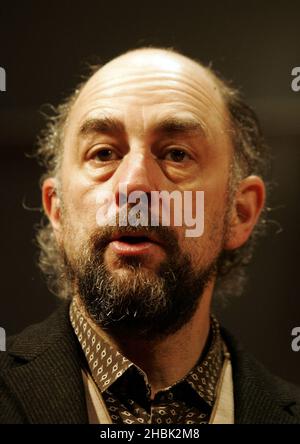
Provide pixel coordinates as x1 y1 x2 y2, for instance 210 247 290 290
67 51 229 139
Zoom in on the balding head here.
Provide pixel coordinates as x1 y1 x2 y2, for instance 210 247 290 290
91 47 219 94
66 47 230 161
89 47 215 85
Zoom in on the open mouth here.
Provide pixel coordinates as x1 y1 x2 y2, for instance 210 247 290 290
109 233 161 256
117 235 154 244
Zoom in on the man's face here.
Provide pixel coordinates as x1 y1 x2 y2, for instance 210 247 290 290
54 51 234 337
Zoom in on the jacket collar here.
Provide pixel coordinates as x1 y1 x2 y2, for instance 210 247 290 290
2 301 88 424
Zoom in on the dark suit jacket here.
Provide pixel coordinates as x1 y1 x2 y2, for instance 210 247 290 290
0 302 300 424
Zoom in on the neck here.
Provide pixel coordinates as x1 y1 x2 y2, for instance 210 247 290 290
76 283 213 398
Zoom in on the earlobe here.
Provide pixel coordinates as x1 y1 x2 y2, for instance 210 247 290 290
224 175 265 250
42 178 61 233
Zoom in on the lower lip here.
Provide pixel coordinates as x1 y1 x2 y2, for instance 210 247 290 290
109 240 159 256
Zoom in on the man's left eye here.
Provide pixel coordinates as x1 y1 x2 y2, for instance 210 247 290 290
164 148 191 163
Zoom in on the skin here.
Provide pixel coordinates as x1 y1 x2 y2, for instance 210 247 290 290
43 49 265 397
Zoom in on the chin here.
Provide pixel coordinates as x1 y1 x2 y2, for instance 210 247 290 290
107 252 161 273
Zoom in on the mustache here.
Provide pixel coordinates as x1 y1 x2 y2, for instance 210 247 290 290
89 222 180 257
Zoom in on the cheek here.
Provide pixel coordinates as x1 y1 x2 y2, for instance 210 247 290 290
62 181 101 234
203 176 229 232
61 159 99 218
179 202 227 267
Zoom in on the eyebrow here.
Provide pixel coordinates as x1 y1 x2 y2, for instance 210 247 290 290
78 115 206 138
153 116 206 137
78 117 125 137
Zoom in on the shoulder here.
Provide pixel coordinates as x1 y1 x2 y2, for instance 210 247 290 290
1 300 73 366
222 328 300 423
0 301 71 371
0 301 87 424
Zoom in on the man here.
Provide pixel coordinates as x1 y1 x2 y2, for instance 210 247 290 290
0 47 299 424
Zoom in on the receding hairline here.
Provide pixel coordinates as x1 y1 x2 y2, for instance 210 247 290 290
101 47 208 72
66 47 230 137
86 48 221 94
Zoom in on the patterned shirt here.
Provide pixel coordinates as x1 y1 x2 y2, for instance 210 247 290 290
70 297 224 424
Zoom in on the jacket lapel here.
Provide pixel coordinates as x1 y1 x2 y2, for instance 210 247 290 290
1 303 88 424
222 328 300 424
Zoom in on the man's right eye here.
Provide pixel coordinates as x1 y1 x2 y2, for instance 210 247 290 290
91 148 120 162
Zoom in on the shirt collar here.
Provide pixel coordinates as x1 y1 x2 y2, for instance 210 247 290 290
185 315 224 406
70 297 132 392
70 297 224 405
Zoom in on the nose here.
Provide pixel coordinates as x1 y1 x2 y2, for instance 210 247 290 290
114 152 158 207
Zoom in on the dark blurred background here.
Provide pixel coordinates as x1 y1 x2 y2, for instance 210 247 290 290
0 1 299 384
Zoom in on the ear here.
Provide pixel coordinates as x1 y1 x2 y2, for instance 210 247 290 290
224 175 266 250
42 177 62 240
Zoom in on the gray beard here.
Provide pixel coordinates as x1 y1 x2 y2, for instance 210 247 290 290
63 226 219 340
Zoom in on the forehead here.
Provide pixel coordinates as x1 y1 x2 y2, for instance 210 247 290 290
66 52 228 141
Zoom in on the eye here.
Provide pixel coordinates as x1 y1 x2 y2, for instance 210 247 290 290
164 148 191 163
91 147 120 162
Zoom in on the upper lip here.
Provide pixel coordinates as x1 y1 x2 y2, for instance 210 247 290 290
111 231 163 246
